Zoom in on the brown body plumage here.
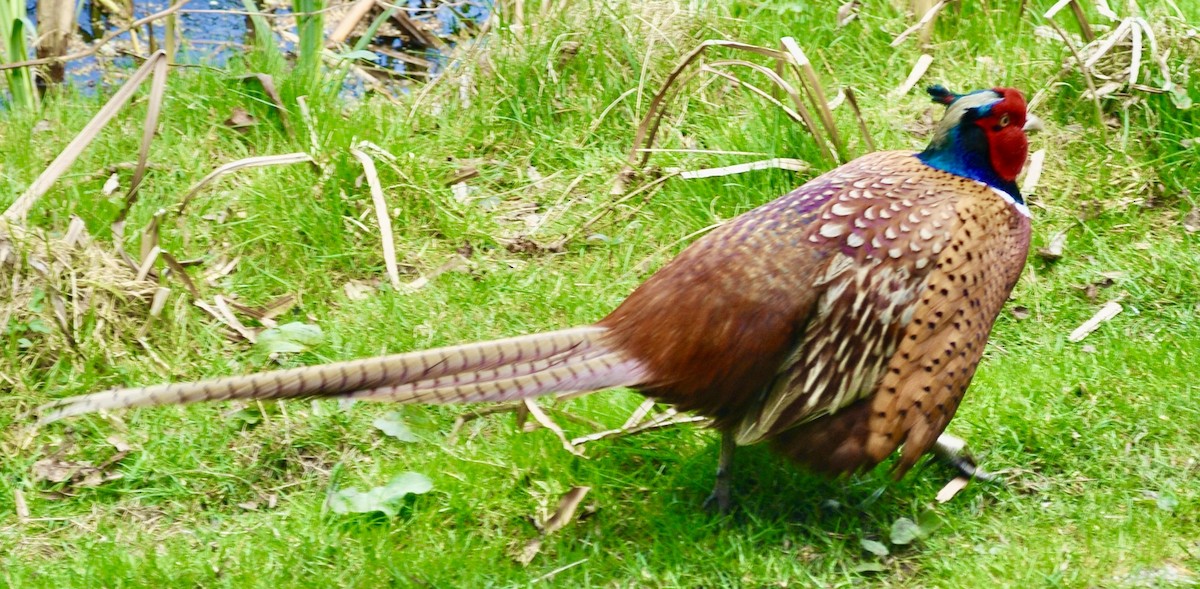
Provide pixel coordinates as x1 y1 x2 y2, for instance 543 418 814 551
599 150 1031 475
39 86 1036 500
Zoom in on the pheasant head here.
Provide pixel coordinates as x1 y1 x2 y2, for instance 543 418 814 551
918 85 1036 202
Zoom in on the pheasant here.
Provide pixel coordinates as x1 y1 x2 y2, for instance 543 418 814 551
39 85 1038 511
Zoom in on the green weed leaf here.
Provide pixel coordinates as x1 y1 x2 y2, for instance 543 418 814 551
890 517 922 545
373 412 419 442
226 407 263 426
860 538 889 557
852 561 887 574
327 472 433 516
255 322 323 354
337 50 378 63
1169 86 1193 110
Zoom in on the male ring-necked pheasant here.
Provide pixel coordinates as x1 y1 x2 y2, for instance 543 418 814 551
39 86 1037 510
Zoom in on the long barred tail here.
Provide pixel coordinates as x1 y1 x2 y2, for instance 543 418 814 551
37 326 649 425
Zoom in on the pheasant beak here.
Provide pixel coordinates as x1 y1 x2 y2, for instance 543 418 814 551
1023 113 1044 134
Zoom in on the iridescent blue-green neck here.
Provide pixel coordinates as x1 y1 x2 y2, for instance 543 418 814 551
918 116 1023 204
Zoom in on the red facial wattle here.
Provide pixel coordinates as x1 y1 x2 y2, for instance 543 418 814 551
976 87 1030 183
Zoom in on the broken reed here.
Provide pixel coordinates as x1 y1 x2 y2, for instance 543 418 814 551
628 37 855 171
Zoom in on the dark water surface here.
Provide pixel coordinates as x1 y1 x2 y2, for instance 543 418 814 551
18 0 490 94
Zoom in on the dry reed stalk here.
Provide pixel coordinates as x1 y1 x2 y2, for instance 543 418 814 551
891 0 946 47
701 62 827 153
843 86 876 152
677 158 810 180
1020 149 1047 197
328 0 375 44
1042 17 1106 128
570 407 709 446
297 96 322 154
893 53 933 96
174 154 316 215
35 0 75 83
349 147 403 290
3 51 169 225
237 74 295 139
1068 0 1095 42
164 11 177 62
780 37 846 161
626 39 793 167
523 399 584 457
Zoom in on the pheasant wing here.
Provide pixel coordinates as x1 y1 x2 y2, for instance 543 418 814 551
734 155 966 445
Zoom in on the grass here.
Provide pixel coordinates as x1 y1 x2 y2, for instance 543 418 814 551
2 0 1199 586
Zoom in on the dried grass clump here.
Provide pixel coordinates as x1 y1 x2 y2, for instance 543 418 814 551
1037 4 1197 113
1 221 158 369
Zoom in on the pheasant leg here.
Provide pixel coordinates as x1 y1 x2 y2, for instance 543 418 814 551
932 433 997 482
703 432 737 513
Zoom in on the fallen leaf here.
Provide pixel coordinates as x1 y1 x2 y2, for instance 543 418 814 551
503 235 565 255
451 181 473 204
1038 230 1067 261
102 173 121 196
327 472 433 517
343 279 376 301
517 486 593 565
31 455 126 488
444 166 480 186
255 322 323 355
837 0 862 27
236 73 294 138
555 41 582 67
542 486 591 535
515 537 543 566
526 165 544 184
105 435 132 452
77 469 123 488
224 107 257 132
373 412 419 442
1184 209 1199 233
32 458 92 483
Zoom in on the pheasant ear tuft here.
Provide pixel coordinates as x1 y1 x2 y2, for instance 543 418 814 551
927 85 960 106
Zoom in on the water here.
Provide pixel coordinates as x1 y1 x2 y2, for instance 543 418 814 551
16 0 492 95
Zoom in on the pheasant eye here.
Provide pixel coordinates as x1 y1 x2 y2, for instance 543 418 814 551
998 114 1011 127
